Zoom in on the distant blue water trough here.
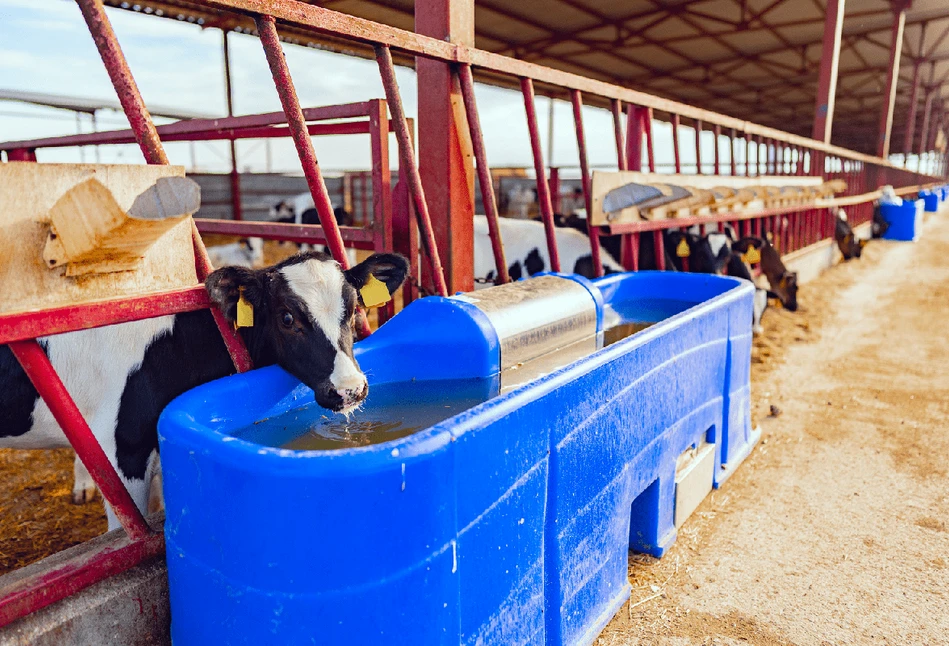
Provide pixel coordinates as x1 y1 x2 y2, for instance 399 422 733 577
158 271 757 646
881 199 924 241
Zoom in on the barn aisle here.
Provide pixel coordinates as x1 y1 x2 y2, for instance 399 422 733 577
600 212 949 645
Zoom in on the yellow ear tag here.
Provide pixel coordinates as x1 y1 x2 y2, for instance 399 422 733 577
676 238 691 258
360 274 391 309
236 286 254 328
742 246 761 264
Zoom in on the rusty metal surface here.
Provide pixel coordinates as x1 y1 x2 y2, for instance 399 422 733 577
75 0 168 165
570 90 603 278
521 77 561 273
375 44 449 297
458 63 509 285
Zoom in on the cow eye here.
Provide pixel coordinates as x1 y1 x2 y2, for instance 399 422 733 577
280 311 294 328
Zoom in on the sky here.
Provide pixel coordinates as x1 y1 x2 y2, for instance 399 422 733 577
0 0 929 176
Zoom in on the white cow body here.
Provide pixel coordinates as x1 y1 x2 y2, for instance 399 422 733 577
473 215 623 286
207 237 265 268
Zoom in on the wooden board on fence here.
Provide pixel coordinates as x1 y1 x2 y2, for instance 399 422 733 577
589 171 825 226
0 163 198 315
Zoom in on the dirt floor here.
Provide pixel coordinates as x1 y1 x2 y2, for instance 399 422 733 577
2 223 947 645
598 213 949 645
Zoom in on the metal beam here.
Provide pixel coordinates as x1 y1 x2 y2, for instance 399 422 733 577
812 0 845 143
415 0 475 294
877 5 909 158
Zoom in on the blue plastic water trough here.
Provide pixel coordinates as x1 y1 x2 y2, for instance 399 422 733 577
880 199 923 241
158 271 756 646
920 190 939 212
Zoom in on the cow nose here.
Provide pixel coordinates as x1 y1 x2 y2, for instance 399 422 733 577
337 379 368 405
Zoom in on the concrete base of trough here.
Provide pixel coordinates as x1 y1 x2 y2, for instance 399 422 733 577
0 528 169 646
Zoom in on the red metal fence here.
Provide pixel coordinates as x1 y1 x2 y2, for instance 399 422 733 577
0 0 944 628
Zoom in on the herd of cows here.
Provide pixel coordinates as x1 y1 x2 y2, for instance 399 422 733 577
0 187 891 528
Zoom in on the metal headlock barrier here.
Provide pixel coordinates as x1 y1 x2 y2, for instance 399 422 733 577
0 0 945 626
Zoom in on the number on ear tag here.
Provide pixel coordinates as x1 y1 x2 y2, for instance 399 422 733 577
236 286 254 328
676 238 691 258
360 274 391 308
743 246 761 264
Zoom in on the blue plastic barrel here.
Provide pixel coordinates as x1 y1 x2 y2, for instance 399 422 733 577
880 199 923 241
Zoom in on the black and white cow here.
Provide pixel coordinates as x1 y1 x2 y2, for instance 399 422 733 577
834 209 867 260
722 248 773 335
731 235 799 312
473 214 624 284
206 236 265 269
0 252 409 528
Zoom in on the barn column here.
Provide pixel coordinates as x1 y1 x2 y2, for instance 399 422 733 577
811 0 845 143
415 0 475 293
877 2 910 158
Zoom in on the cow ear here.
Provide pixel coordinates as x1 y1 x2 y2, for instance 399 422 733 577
205 266 265 323
345 253 410 298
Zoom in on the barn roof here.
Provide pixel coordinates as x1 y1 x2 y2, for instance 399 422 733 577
104 0 949 156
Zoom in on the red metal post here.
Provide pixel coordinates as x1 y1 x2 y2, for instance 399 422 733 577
877 5 908 158
672 114 682 174
458 63 509 284
256 16 345 264
75 0 167 165
9 341 150 540
695 119 703 174
77 0 251 379
644 107 656 173
376 45 450 296
812 0 846 143
223 30 243 220
571 89 603 278
611 99 627 171
415 0 475 294
625 104 643 171
257 14 372 336
621 233 639 271
521 77 561 272
367 99 395 323
653 230 666 271
549 167 562 213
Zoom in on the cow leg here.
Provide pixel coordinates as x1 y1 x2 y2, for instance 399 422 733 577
146 450 164 515
102 476 149 532
72 455 98 504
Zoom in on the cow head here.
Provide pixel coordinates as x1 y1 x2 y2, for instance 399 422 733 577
772 271 799 311
206 252 409 414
